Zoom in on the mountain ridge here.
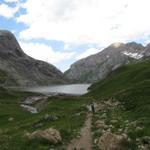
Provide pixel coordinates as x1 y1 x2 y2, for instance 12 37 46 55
65 41 149 83
0 30 67 86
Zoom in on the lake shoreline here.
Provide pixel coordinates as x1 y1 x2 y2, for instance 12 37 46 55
9 84 91 96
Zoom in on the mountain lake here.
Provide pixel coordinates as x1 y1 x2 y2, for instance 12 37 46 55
19 84 91 95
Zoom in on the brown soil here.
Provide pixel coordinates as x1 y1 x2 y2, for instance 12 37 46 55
67 113 92 150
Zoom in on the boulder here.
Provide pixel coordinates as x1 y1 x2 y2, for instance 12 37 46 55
135 126 143 132
95 120 108 129
8 117 14 122
110 119 118 124
142 136 150 144
98 132 127 150
25 128 62 144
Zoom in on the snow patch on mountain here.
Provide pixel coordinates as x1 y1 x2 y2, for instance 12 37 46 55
123 51 143 59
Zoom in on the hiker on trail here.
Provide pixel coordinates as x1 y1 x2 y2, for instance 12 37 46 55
91 102 95 113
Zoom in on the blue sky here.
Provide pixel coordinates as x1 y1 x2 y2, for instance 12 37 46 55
0 0 150 71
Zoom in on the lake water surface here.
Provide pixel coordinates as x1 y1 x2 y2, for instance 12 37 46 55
21 84 91 95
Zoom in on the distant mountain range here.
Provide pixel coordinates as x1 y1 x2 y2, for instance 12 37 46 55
0 30 66 86
1 30 150 86
65 42 150 83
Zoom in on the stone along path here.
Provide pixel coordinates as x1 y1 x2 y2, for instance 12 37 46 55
67 113 92 150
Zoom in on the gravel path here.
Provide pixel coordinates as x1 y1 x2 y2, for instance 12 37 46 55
67 113 92 150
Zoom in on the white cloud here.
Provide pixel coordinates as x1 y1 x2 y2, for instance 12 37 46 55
17 0 150 46
19 41 76 66
0 3 19 18
76 48 102 60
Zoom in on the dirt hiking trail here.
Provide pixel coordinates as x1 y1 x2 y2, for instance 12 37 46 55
67 113 92 150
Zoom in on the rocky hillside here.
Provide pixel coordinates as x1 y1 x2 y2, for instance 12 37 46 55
65 42 148 83
87 59 150 149
0 30 66 86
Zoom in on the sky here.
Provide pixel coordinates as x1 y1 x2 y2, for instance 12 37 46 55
0 0 150 72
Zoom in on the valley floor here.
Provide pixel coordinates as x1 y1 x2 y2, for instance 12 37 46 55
0 90 92 150
1 91 150 150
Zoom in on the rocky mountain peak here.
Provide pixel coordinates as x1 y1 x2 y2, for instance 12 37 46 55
110 42 124 48
0 30 25 57
125 42 144 50
0 30 66 86
0 30 12 36
65 42 146 83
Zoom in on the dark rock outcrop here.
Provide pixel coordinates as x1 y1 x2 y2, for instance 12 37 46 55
0 30 66 86
144 43 150 57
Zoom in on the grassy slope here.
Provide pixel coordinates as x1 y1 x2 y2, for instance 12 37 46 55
0 88 91 150
87 59 150 149
1 59 150 149
87 59 150 118
88 59 150 98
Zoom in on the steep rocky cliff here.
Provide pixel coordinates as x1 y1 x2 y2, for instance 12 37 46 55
0 30 66 86
65 42 146 83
